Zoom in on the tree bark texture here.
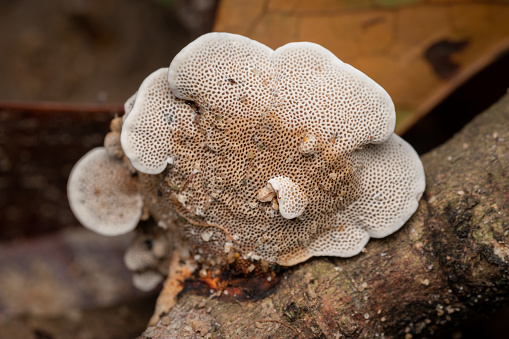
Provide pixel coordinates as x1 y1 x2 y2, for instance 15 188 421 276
140 93 509 339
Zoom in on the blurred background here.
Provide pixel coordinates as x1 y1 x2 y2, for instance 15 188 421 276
1 0 508 338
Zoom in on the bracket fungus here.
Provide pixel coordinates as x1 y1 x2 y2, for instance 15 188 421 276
67 147 143 236
68 32 425 273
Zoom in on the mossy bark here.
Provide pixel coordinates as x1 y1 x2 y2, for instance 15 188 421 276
140 93 509 339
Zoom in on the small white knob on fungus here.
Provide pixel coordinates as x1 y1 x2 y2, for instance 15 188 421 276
67 147 143 236
267 177 308 219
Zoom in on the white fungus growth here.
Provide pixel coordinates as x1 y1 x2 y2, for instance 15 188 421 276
267 177 308 219
67 147 143 236
124 235 160 271
70 32 425 267
132 270 164 292
121 68 197 175
104 131 123 159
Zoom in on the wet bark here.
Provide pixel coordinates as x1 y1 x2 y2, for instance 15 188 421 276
140 93 509 339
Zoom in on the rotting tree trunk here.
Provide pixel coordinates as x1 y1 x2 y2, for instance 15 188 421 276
140 93 509 339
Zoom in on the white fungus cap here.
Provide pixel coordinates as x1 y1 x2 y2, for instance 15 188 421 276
123 232 169 271
124 238 159 271
287 134 426 265
122 32 424 266
67 147 143 236
121 68 196 174
267 177 308 219
132 270 164 291
169 33 396 155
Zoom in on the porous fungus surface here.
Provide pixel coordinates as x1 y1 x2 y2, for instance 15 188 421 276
67 147 143 236
117 33 424 265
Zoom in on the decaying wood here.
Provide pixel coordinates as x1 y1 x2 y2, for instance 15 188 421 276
141 93 509 338
148 247 193 326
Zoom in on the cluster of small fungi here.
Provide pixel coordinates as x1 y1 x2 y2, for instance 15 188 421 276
68 33 425 290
